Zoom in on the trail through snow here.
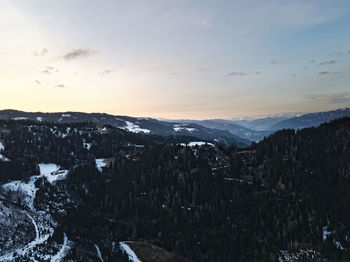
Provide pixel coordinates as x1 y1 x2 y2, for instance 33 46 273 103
0 163 70 261
120 242 142 262
94 244 104 262
51 233 69 262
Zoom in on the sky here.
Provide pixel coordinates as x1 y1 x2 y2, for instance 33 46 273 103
0 0 350 119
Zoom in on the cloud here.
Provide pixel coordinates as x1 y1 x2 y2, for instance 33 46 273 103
35 80 41 85
99 69 115 76
270 60 279 64
307 60 316 64
227 72 261 77
40 69 51 75
63 49 97 61
33 48 48 56
306 91 350 104
329 51 343 56
198 68 208 72
39 66 58 75
54 84 65 88
318 71 339 75
319 60 336 66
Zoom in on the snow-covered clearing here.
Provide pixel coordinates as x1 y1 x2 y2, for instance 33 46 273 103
119 242 142 262
39 163 69 184
121 121 150 134
2 164 68 210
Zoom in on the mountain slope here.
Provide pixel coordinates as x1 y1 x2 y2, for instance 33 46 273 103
269 108 350 130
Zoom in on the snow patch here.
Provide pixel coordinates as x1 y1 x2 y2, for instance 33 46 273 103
96 159 107 173
36 117 43 122
121 121 150 134
0 154 10 162
180 141 215 147
173 124 198 133
119 242 141 262
83 142 92 150
39 163 69 184
12 117 28 121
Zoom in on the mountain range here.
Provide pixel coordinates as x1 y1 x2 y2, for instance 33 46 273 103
0 108 349 143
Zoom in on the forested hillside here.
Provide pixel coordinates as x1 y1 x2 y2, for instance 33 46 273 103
0 118 350 261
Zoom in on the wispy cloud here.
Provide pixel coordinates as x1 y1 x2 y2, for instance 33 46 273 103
306 91 350 104
54 84 65 88
63 49 97 61
318 71 339 75
329 51 343 56
99 69 115 76
39 66 58 75
227 72 261 77
33 48 48 57
35 80 41 85
319 60 336 66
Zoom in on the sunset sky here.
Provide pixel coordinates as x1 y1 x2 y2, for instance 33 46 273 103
0 0 350 119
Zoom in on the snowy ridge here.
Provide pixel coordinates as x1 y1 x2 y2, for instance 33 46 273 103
119 242 142 262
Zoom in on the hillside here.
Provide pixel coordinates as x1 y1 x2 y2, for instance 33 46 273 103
0 118 350 261
0 110 249 146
